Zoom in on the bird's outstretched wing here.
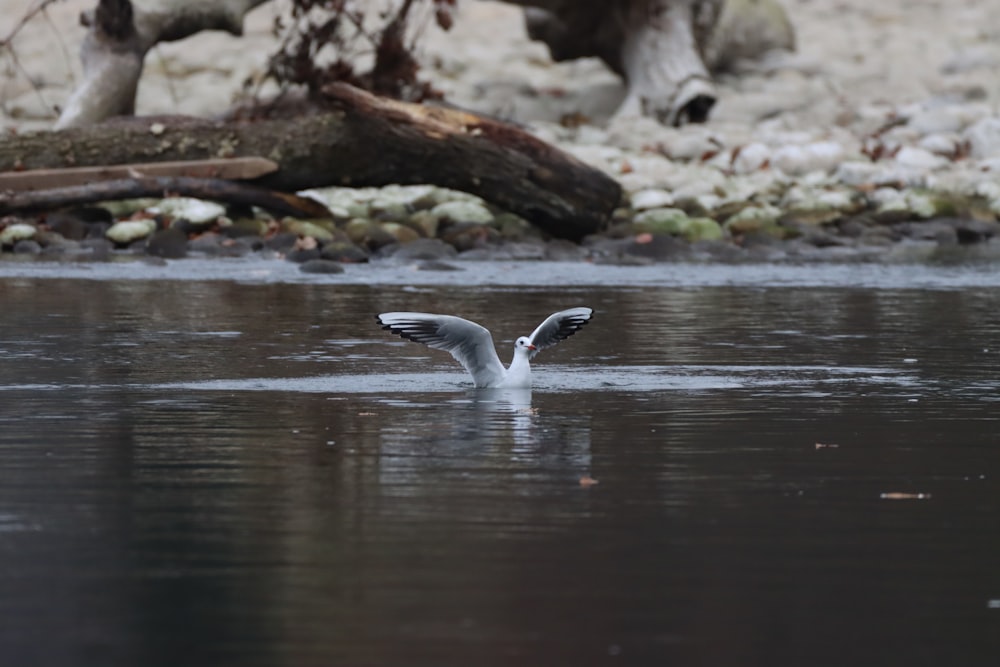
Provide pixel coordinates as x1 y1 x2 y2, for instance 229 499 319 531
377 312 506 387
526 307 594 358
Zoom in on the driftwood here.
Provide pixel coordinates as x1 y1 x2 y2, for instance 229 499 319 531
0 84 622 240
0 177 330 219
0 157 277 190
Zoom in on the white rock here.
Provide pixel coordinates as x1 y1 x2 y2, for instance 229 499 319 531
630 188 675 211
668 167 728 200
976 157 1000 173
869 187 902 207
106 219 157 244
834 161 928 188
0 223 37 246
894 146 949 170
962 117 1000 159
907 106 968 135
300 187 371 218
148 198 225 224
781 184 856 211
772 141 845 176
429 200 495 225
372 184 436 207
918 133 961 156
664 131 723 161
731 142 771 175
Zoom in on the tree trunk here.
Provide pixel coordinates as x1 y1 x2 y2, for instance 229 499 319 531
2 84 622 241
57 0 268 129
517 0 722 125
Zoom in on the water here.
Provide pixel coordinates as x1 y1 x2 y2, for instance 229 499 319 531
1 262 999 666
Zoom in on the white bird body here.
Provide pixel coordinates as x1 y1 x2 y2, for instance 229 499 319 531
377 307 594 388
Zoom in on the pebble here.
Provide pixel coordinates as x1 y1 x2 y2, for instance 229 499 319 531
106 220 157 245
893 146 949 171
13 239 41 254
429 200 495 226
149 198 225 225
146 228 189 259
298 259 345 274
0 223 37 246
380 237 457 261
320 241 369 263
771 141 845 176
962 117 1000 159
731 142 771 174
629 188 675 211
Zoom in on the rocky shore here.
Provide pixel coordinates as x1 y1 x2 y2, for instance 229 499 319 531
2 0 999 266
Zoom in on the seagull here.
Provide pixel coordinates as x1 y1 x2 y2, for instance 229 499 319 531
377 307 594 388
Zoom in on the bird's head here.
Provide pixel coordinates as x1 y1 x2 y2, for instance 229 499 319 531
515 336 537 352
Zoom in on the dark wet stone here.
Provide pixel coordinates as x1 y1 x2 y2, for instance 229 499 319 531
69 207 113 225
298 259 345 274
320 241 370 263
800 228 849 248
77 238 113 261
498 241 546 260
458 241 546 261
140 256 168 266
950 218 1000 244
378 237 457 261
221 219 267 238
624 234 690 261
33 230 69 248
737 232 787 249
440 223 500 251
39 237 82 256
836 216 872 238
690 240 745 262
416 260 463 271
188 232 225 255
85 222 112 240
12 240 41 255
345 219 397 250
545 239 588 261
218 238 256 257
870 209 916 224
146 228 189 259
170 218 201 235
285 247 322 263
264 232 299 252
45 212 89 241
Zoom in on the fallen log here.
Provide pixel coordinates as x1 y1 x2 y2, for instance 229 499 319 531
0 84 622 240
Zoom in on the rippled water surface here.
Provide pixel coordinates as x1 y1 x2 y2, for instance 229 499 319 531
1 261 998 666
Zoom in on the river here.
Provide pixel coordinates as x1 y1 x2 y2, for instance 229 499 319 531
1 258 998 666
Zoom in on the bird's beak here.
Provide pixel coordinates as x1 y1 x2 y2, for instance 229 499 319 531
527 344 537 350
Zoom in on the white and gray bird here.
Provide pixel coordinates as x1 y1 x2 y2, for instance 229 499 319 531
377 307 594 388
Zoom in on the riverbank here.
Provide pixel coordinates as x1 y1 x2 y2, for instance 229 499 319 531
2 1 999 263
